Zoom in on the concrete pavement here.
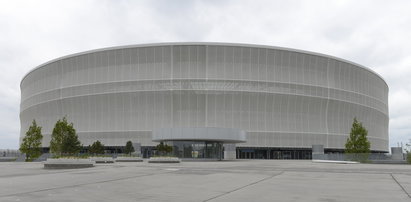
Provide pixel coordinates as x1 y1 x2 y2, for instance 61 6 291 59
0 160 410 201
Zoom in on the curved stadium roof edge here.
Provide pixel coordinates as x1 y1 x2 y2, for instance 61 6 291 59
21 42 388 88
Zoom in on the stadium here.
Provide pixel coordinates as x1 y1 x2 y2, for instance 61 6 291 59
20 42 389 159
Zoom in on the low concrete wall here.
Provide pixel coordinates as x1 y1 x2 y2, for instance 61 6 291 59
391 147 404 160
115 157 143 162
224 151 236 160
312 152 406 164
148 157 181 163
0 157 17 162
89 157 115 163
44 158 95 169
370 160 407 164
224 144 236 160
312 145 324 155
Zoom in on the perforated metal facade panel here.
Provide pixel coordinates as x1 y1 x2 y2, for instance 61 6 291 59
20 43 389 152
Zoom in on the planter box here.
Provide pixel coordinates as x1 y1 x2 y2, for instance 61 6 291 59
0 157 17 162
89 157 115 163
44 158 95 169
148 157 181 163
312 159 359 164
115 157 143 162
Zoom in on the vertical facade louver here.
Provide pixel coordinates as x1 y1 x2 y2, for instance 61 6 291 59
20 43 389 152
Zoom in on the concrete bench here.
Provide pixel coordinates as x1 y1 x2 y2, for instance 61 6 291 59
0 157 17 162
44 158 95 169
115 157 143 162
148 157 181 163
89 157 115 163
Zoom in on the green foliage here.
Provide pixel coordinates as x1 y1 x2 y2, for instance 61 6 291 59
405 140 411 164
19 120 43 161
156 142 173 156
50 117 81 155
345 118 371 154
124 141 135 155
89 140 105 155
345 118 370 162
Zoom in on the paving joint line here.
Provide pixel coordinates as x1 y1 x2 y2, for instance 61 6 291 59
390 173 411 198
203 171 285 202
0 170 176 198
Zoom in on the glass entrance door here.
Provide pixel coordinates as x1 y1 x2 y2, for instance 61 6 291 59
167 141 222 159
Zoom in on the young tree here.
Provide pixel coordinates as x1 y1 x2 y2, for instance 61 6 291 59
89 140 105 155
156 142 173 156
164 144 173 154
20 120 43 161
124 141 135 155
345 118 370 161
50 117 81 155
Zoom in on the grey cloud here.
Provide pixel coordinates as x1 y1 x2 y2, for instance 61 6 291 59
1 0 411 149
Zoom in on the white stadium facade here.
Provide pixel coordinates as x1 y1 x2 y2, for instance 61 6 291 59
20 43 389 159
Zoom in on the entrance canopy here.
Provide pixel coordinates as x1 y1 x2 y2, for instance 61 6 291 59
152 127 246 143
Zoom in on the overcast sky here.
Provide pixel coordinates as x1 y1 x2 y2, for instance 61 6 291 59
1 0 410 149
